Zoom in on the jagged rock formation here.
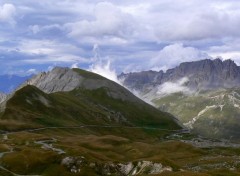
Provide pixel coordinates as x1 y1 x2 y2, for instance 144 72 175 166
119 59 240 91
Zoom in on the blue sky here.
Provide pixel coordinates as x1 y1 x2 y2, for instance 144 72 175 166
1 0 240 76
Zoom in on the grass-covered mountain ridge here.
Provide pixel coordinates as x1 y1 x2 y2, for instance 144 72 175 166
0 67 181 131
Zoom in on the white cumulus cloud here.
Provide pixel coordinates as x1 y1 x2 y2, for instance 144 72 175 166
64 2 134 39
150 43 210 71
0 4 16 25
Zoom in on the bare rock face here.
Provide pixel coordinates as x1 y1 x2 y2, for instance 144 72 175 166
23 67 83 93
0 92 10 112
119 59 240 92
20 67 139 102
61 157 172 175
0 93 6 104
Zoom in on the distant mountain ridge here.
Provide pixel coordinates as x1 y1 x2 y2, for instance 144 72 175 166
119 58 240 91
119 58 240 139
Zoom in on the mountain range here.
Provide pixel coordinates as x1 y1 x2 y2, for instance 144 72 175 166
0 67 187 175
0 65 240 175
120 58 240 139
119 58 240 92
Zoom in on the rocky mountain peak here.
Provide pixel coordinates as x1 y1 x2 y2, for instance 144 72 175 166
23 67 83 94
120 58 240 91
18 67 140 102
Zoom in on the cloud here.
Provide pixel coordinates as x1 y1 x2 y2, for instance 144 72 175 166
150 43 210 71
16 39 90 64
64 2 135 40
87 43 120 83
1 0 240 76
0 3 16 25
152 1 240 41
71 63 79 69
26 68 37 74
89 60 120 84
157 77 191 96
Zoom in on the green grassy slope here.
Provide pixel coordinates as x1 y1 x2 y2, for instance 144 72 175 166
153 89 240 139
0 84 180 131
0 69 240 175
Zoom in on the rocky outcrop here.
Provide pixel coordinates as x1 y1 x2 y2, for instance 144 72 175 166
20 67 140 102
23 67 83 93
119 59 240 92
61 156 172 175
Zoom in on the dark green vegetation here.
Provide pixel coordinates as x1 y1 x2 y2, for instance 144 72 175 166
0 84 179 131
0 68 240 175
0 68 180 131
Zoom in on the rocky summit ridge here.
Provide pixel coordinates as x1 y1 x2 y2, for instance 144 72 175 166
119 58 240 91
20 67 140 102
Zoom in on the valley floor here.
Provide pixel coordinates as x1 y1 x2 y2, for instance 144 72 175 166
0 126 239 175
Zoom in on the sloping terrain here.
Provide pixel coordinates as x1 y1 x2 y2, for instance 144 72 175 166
153 88 240 139
0 93 6 104
0 67 180 131
0 68 239 175
120 59 240 139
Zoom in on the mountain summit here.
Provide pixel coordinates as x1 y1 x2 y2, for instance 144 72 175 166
0 67 181 131
120 59 240 139
119 58 240 91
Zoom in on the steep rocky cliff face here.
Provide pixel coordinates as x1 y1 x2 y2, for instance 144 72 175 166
119 59 240 91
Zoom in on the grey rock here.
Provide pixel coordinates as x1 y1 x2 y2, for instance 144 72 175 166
23 67 83 93
0 92 10 112
119 58 240 91
20 67 140 102
0 93 6 104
